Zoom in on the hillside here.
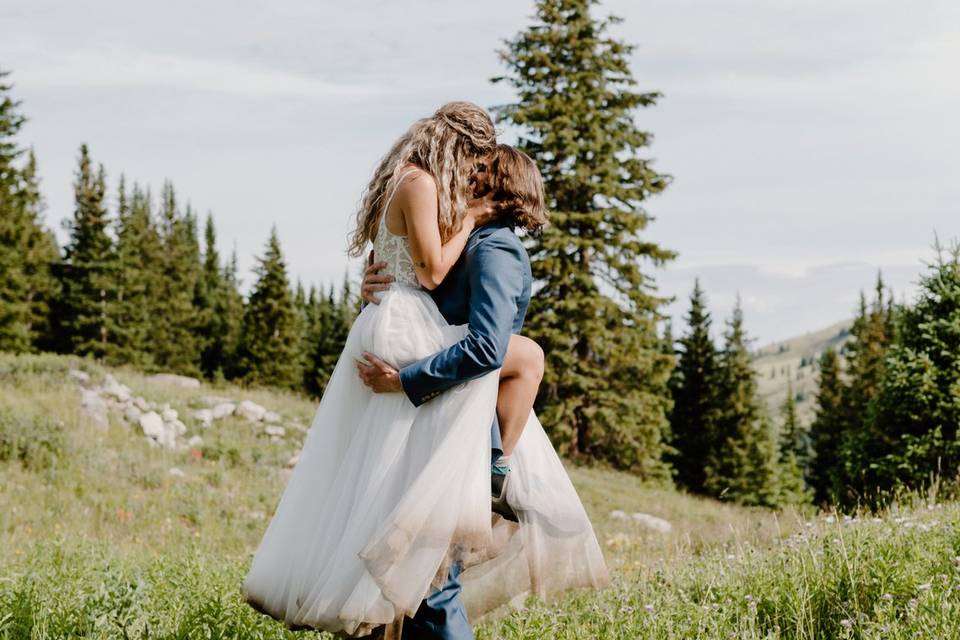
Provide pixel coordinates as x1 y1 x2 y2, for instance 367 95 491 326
752 319 852 426
4 352 959 638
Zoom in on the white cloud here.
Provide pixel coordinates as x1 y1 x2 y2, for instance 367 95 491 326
5 39 380 97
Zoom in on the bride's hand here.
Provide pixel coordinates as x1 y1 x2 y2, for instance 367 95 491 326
465 196 497 229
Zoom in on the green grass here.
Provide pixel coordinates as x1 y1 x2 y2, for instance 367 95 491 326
2 352 958 638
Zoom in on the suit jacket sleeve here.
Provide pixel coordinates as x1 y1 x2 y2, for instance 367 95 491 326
398 234 524 406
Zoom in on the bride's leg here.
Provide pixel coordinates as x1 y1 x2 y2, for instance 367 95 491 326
497 334 544 458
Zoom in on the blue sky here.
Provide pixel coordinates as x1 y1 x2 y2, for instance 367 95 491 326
2 0 958 344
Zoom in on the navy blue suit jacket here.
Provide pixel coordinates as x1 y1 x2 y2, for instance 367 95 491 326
398 221 532 408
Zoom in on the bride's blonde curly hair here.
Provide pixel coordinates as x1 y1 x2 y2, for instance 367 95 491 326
348 101 496 257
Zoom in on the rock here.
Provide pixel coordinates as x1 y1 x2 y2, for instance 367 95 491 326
631 513 672 534
123 405 143 423
609 510 630 521
68 369 91 384
148 373 201 388
288 420 308 433
192 409 214 427
161 407 179 422
211 402 236 419
139 411 176 449
263 410 282 424
80 389 109 429
168 467 186 478
168 419 187 436
200 395 234 407
187 435 203 448
264 425 286 437
237 400 267 422
280 468 294 482
286 453 300 468
133 396 150 412
101 374 132 402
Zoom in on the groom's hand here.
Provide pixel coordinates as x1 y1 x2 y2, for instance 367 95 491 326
361 258 394 306
357 352 402 393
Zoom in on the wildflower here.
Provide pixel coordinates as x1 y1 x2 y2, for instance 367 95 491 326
840 619 853 629
643 604 654 613
881 593 893 601
918 583 932 592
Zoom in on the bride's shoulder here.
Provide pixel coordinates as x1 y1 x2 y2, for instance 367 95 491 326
394 166 437 203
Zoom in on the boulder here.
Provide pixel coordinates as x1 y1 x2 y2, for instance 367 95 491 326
123 405 143 424
168 467 186 478
609 510 630 521
139 411 166 441
265 425 286 437
187 435 203 448
200 395 234 407
148 373 201 389
263 410 282 424
161 407 179 422
211 402 236 419
133 396 150 412
80 389 109 429
286 453 300 468
631 513 672 534
101 374 132 402
192 409 214 427
237 400 267 422
168 419 187 436
68 369 91 384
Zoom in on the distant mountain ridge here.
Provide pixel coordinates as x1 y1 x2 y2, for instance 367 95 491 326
752 319 853 427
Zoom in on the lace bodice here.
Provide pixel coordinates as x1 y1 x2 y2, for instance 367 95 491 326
372 178 420 289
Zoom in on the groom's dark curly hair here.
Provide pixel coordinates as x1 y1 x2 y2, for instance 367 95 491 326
486 144 548 232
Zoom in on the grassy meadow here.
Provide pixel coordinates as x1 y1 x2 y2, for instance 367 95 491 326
2 352 959 639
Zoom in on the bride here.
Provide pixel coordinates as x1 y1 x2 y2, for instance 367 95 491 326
243 102 607 638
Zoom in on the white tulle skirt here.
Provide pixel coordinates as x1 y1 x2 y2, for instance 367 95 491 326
242 285 608 636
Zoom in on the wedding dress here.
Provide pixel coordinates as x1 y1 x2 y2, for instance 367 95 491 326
243 183 608 636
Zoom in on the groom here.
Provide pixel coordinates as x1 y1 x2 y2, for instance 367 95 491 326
357 200 532 640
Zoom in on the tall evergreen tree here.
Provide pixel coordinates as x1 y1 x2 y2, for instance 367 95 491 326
809 347 846 504
0 73 59 353
150 182 201 374
113 179 161 367
868 242 960 496
238 227 302 389
58 145 116 359
495 0 675 477
669 280 720 492
777 380 812 504
219 248 245 379
704 299 780 506
197 213 238 379
836 274 895 503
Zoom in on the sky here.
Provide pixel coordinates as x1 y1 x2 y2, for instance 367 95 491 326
2 0 958 345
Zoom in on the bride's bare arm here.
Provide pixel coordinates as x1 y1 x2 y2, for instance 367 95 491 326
395 171 475 290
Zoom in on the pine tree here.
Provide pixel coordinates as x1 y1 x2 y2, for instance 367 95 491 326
0 73 59 352
58 145 116 359
113 179 161 367
777 380 812 504
150 182 201 374
238 227 302 389
704 299 780 506
836 274 895 503
869 242 960 496
197 213 238 379
219 249 245 379
668 280 720 492
809 347 846 504
495 0 676 478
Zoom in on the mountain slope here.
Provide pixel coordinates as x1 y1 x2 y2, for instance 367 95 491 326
752 319 852 426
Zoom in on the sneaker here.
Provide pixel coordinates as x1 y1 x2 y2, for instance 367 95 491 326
491 471 519 522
